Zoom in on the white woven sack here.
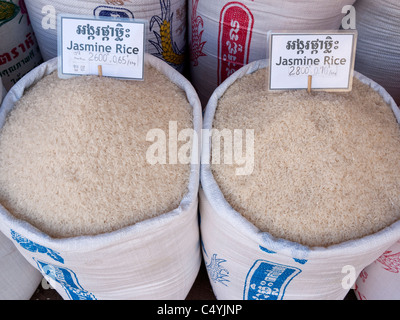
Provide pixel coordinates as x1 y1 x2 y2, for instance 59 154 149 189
188 0 356 107
200 59 400 300
354 0 400 106
0 77 42 296
24 0 187 72
0 81 43 299
0 230 43 300
0 53 202 300
0 0 43 91
354 240 400 300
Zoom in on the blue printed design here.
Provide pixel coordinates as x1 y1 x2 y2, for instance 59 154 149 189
198 213 208 258
259 245 276 255
293 258 308 265
244 260 301 300
93 6 134 19
259 245 308 265
201 239 208 258
10 230 64 263
35 259 96 300
206 254 230 287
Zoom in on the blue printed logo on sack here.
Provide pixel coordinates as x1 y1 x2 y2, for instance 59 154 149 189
10 229 96 300
206 253 230 287
11 229 64 263
35 259 96 300
93 5 134 19
244 260 301 300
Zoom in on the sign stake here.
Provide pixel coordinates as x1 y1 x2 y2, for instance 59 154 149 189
98 65 103 77
307 75 312 94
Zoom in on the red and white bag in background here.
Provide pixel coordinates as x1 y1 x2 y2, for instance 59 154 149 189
188 0 356 107
355 240 400 300
0 0 42 91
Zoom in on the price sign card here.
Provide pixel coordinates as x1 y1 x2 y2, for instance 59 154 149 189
58 14 146 80
268 30 357 91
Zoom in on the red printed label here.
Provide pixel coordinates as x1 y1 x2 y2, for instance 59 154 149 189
218 2 254 84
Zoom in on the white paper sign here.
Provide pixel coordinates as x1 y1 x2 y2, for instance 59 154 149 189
58 14 146 80
268 31 357 91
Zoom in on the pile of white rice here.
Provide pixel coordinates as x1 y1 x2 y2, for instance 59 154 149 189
211 69 400 247
0 66 192 238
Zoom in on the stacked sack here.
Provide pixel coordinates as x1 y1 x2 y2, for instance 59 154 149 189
354 0 400 106
24 0 188 73
0 0 42 91
188 0 356 106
